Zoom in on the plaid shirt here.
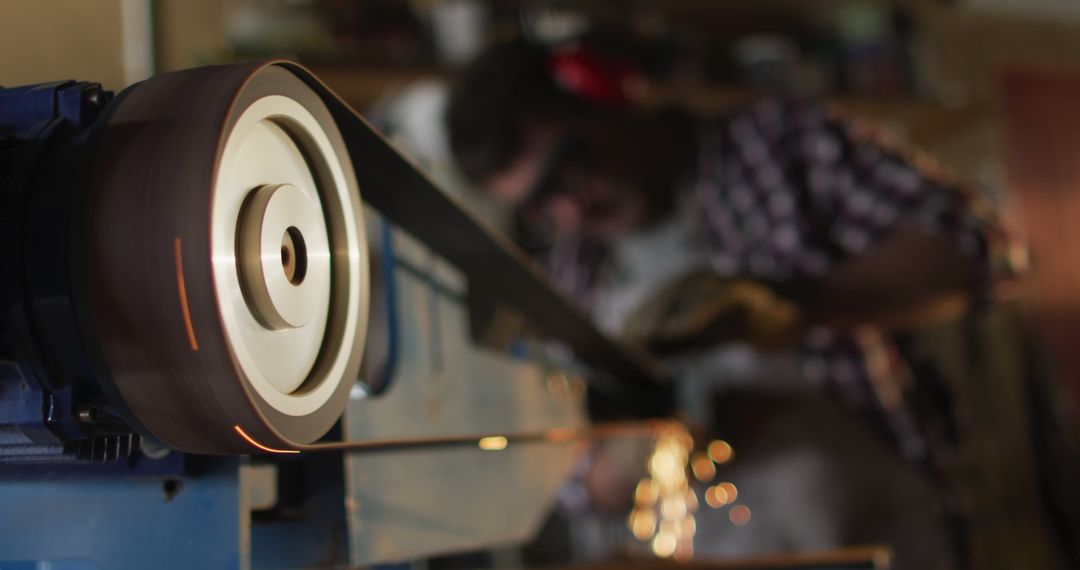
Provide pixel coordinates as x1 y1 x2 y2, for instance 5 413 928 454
544 98 1002 466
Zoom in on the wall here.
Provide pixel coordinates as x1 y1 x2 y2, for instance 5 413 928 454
0 0 151 89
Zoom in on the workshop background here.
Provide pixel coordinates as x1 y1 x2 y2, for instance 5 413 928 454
4 0 1080 569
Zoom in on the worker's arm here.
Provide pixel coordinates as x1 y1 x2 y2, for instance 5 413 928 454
798 227 982 330
779 100 997 332
622 231 982 353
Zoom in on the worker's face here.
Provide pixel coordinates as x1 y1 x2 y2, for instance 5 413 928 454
484 121 649 242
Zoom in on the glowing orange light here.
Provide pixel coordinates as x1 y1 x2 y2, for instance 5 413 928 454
691 452 716 482
174 238 200 351
628 508 657 541
674 430 694 451
652 531 677 557
704 485 729 508
233 425 300 454
673 540 694 562
659 518 679 537
718 482 738 502
681 515 696 537
635 479 660 506
660 497 687 519
544 428 577 443
641 422 697 559
478 436 508 450
729 504 751 526
650 451 678 477
685 489 699 512
707 440 733 464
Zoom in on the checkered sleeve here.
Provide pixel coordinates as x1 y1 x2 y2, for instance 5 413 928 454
713 98 1002 293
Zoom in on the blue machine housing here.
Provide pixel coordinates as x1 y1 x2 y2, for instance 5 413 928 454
0 80 143 464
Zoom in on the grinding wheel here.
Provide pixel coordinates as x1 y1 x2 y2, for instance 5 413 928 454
85 62 368 454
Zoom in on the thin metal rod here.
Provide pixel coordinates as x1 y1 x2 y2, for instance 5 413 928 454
234 421 661 455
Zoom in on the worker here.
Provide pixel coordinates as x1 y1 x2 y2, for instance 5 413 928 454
445 39 1007 567
447 39 1004 466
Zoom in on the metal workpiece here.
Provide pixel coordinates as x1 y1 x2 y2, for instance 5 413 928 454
235 183 332 333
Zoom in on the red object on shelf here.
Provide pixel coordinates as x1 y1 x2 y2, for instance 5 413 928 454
547 45 647 108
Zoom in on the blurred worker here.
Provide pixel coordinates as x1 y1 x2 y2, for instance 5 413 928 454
448 39 1003 470
446 40 1008 567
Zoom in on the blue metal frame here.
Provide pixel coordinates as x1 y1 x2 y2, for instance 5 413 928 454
0 457 244 569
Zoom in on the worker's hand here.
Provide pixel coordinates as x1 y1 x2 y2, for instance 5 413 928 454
623 271 804 355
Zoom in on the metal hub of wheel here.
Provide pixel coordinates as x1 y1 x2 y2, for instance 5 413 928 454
213 94 365 417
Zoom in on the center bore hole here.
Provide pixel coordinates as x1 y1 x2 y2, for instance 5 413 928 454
281 226 308 286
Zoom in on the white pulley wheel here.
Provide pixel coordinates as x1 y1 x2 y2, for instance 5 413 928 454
85 62 369 453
